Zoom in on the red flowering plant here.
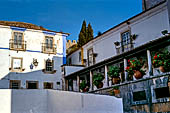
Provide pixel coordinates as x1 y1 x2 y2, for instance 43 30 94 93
125 57 146 77
152 50 170 71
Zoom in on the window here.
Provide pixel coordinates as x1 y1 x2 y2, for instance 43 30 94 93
45 36 53 49
87 48 95 66
26 81 38 89
44 82 53 89
45 58 54 72
9 32 26 51
10 80 21 89
133 91 147 101
155 87 170 99
121 31 133 52
79 51 81 62
11 57 23 72
42 36 56 54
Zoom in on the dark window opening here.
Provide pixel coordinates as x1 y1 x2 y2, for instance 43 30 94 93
155 87 170 99
27 81 38 89
57 82 60 85
133 91 147 101
44 82 53 89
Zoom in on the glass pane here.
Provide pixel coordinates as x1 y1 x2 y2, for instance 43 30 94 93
13 59 21 69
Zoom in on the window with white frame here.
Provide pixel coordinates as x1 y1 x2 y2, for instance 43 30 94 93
11 57 23 72
121 31 133 52
45 58 53 72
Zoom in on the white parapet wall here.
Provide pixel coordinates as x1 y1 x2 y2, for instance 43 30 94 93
0 89 123 113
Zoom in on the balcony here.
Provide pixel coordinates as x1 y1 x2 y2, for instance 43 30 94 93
42 43 56 54
9 39 26 51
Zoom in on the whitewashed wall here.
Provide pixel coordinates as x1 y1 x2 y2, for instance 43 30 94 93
0 89 123 113
67 2 170 66
0 25 67 89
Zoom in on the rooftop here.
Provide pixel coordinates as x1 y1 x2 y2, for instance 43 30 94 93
0 21 69 35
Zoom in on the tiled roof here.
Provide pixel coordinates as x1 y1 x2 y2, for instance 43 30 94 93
0 21 69 35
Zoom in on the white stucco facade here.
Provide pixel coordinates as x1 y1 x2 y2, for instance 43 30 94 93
0 24 68 90
67 2 170 70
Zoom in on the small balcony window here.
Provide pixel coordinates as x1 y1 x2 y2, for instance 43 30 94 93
42 36 56 54
9 32 26 51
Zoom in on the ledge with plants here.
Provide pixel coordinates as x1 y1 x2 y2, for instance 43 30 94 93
126 57 146 80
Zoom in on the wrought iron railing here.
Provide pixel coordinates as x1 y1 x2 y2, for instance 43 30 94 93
9 39 26 51
42 43 56 54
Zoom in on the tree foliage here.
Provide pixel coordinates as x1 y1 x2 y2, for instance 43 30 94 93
78 20 94 47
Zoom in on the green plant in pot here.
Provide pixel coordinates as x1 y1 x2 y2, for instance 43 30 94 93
109 86 120 96
107 66 121 84
93 73 104 89
80 80 89 92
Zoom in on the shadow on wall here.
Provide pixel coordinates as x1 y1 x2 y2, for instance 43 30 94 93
0 56 64 89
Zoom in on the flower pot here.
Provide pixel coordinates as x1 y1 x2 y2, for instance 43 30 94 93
113 89 120 95
97 82 103 89
159 66 165 72
134 70 143 79
112 77 120 84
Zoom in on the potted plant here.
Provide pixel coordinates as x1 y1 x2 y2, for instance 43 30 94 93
126 57 145 79
80 80 89 92
93 73 104 89
107 65 121 84
109 86 120 96
152 50 170 72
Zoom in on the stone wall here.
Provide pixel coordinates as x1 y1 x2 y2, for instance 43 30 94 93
90 73 170 113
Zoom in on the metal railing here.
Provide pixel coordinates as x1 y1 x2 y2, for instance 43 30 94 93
42 43 56 54
9 39 26 51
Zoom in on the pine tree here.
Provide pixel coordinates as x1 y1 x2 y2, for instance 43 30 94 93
86 23 93 42
78 20 86 47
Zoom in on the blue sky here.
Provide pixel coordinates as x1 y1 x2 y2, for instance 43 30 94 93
0 0 142 40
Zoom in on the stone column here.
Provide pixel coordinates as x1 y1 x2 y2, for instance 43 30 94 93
104 65 109 87
65 79 68 91
147 50 153 76
89 70 93 91
124 58 128 81
77 76 80 92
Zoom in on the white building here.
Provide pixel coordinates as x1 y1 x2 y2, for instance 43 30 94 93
63 0 170 91
0 21 69 90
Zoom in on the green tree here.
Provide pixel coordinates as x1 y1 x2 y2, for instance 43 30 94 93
78 20 86 47
78 20 94 47
86 23 94 42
